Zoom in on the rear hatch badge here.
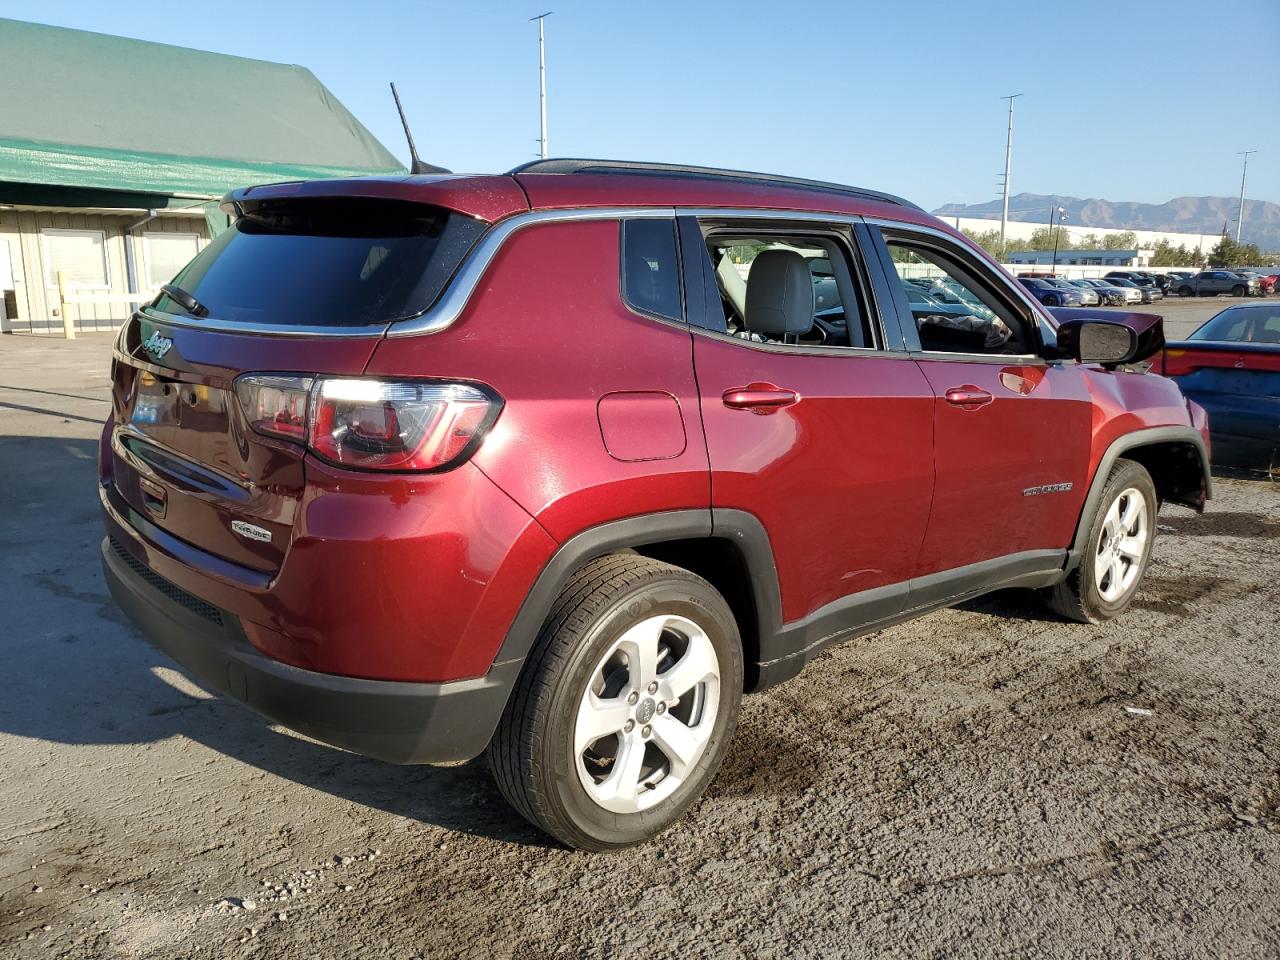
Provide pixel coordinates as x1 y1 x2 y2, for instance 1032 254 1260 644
230 520 272 544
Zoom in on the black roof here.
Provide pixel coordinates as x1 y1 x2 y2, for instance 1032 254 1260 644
509 158 921 211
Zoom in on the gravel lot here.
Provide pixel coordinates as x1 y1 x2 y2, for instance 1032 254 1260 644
2 322 1278 959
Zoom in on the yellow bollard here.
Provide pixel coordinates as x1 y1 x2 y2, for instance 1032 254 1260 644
56 270 76 340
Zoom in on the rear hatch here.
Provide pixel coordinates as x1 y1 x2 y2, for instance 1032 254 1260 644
107 194 490 575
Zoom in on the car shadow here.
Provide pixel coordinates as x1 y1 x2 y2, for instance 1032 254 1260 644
956 587 1066 623
0 434 556 849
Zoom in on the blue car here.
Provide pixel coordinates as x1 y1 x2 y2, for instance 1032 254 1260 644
1017 277 1084 307
1158 303 1280 471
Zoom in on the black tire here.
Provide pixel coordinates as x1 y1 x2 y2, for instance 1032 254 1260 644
1042 458 1157 624
1231 285 1246 297
488 554 743 850
1178 286 1193 297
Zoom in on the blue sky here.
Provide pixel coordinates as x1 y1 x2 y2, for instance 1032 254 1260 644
8 0 1279 210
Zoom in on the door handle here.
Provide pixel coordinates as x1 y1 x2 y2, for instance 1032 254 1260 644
722 383 800 414
944 386 993 408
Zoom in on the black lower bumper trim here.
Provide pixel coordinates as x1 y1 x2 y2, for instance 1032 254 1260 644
101 535 520 765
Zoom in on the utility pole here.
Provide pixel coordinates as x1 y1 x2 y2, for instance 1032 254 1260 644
531 12 552 160
998 94 1021 260
1235 150 1256 242
1051 207 1067 272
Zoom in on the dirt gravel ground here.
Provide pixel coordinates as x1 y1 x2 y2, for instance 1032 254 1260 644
1 332 1278 959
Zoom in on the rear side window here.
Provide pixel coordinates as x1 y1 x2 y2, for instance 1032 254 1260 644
621 219 682 322
151 197 487 328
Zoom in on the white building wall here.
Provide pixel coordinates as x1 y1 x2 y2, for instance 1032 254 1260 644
938 216 1218 255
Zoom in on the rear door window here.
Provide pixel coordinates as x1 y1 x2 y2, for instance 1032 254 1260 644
151 197 487 328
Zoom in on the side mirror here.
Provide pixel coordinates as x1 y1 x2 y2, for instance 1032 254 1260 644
1052 311 1165 368
1058 319 1136 364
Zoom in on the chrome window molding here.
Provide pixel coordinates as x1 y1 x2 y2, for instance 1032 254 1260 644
689 323 913 359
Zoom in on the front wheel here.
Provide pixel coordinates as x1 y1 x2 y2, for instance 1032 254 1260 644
1178 286 1193 297
1231 285 1246 297
1042 458 1157 623
488 555 743 850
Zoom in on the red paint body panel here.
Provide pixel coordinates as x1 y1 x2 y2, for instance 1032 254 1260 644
596 392 688 462
1080 367 1199 483
691 339 934 620
365 219 711 542
914 359 1093 573
103 457 556 682
109 326 380 573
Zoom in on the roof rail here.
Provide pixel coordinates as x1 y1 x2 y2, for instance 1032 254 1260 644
508 158 921 211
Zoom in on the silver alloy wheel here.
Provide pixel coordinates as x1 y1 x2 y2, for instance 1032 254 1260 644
1094 486 1150 603
574 614 721 814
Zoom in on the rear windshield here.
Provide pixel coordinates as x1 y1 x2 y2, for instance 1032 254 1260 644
151 197 486 328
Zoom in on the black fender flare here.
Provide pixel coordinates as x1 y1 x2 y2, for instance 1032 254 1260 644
492 508 782 668
1066 425 1211 568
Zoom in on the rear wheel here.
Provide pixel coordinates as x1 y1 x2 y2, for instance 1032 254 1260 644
1042 458 1156 624
488 555 743 850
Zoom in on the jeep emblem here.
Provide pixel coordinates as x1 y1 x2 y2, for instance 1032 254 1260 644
635 698 656 725
142 331 173 361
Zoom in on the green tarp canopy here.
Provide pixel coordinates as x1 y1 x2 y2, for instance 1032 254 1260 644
0 18 405 230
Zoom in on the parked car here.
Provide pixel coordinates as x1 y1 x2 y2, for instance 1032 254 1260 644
100 158 1210 850
1173 270 1261 298
1137 271 1173 294
1236 271 1277 295
1105 277 1157 304
1076 279 1130 306
901 282 977 320
1017 276 1084 306
1105 271 1164 300
1156 303 1280 470
1062 279 1102 306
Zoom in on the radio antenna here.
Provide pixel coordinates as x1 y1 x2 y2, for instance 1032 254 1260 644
390 82 450 175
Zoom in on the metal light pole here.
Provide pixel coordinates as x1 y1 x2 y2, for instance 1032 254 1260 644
1235 150 1256 242
531 12 552 160
1051 208 1067 272
999 94 1021 259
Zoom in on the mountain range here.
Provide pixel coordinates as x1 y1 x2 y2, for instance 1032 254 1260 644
932 193 1280 250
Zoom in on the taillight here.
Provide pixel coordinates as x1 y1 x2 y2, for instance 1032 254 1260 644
235 375 313 441
235 374 500 472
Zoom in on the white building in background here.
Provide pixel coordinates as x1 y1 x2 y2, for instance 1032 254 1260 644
1006 249 1151 268
938 216 1219 257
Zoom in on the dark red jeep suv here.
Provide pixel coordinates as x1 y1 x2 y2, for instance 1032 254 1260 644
101 160 1211 849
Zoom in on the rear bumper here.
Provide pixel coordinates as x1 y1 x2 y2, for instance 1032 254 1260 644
101 534 520 764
